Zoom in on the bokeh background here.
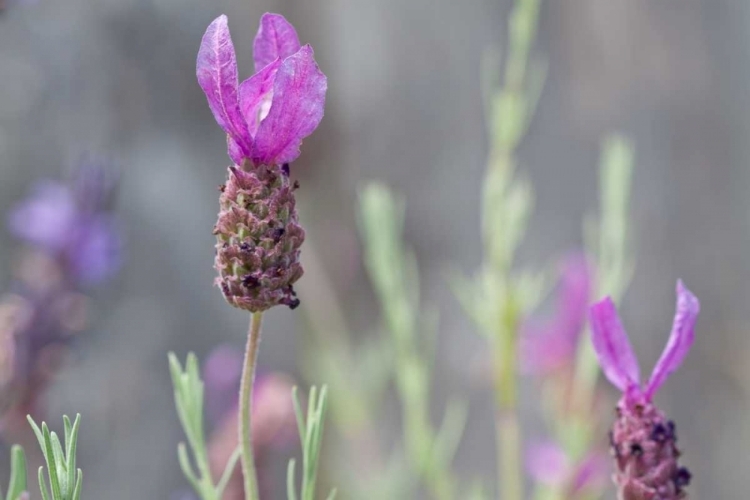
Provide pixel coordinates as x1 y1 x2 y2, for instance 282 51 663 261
1 0 749 498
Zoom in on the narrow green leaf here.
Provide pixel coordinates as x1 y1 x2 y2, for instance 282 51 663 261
433 399 468 468
325 489 337 500
286 460 297 500
291 387 306 446
167 352 184 393
71 470 82 500
216 447 241 498
41 424 62 500
37 468 50 500
26 417 47 463
177 442 201 494
49 432 67 495
62 417 72 453
6 445 27 500
65 415 81 499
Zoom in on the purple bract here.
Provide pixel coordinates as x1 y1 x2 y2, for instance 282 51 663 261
197 13 327 168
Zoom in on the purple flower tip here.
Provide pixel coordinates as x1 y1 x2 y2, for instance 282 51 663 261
589 280 699 400
592 281 700 499
197 13 327 168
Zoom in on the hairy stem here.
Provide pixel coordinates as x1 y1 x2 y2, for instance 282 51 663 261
239 312 264 500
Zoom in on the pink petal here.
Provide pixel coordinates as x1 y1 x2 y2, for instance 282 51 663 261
227 135 245 165
196 15 250 154
589 297 641 392
526 442 570 486
644 280 699 398
520 321 575 374
253 13 302 72
521 253 593 375
251 45 327 166
239 59 281 138
558 254 592 332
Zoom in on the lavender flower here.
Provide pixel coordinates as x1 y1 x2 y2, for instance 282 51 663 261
521 254 592 375
197 13 326 312
9 165 121 287
0 164 121 430
590 280 699 500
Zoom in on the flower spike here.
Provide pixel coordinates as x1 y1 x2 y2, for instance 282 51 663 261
198 12 327 311
589 280 699 500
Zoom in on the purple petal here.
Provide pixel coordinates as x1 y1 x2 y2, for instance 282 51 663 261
239 59 282 138
252 13 301 72
558 254 592 334
644 281 699 398
520 253 593 375
8 182 77 251
69 215 122 286
227 135 245 165
520 321 575 374
197 15 250 154
589 297 640 392
251 45 327 165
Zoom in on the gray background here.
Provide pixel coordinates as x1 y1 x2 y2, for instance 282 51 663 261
1 0 748 498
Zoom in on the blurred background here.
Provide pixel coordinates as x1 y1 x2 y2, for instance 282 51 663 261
0 0 749 498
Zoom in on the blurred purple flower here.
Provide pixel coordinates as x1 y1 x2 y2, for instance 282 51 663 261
0 163 121 435
9 165 122 287
203 344 244 424
197 13 327 167
527 442 608 496
521 253 592 375
589 280 699 499
527 442 570 486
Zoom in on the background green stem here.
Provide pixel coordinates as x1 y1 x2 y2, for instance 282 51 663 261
239 312 263 500
494 304 522 500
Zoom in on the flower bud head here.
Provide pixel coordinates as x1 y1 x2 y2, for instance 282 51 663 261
610 397 690 500
213 164 304 312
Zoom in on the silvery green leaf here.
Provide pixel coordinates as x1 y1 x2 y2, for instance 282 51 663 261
5 445 27 500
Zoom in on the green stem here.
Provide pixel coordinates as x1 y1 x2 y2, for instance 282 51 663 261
494 332 523 500
497 409 523 500
239 312 263 500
